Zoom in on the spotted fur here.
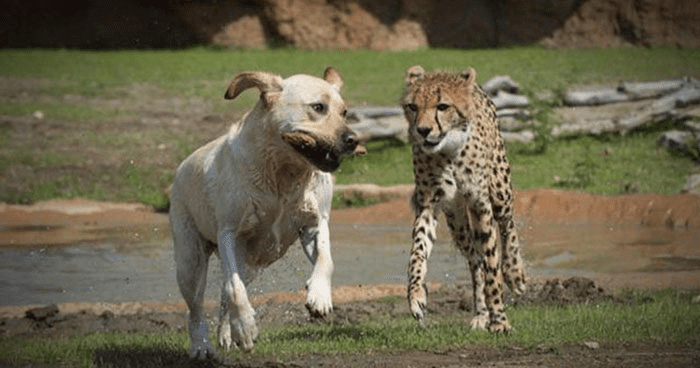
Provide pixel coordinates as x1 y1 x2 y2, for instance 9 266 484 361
402 65 526 333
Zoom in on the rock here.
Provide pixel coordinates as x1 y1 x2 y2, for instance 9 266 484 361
584 341 600 350
684 174 700 194
658 130 700 154
686 121 700 131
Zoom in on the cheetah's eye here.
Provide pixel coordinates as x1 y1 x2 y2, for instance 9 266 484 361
405 103 418 112
436 103 450 111
311 103 326 113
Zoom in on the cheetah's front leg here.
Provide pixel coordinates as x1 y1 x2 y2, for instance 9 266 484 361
407 209 437 327
470 197 512 333
499 217 527 295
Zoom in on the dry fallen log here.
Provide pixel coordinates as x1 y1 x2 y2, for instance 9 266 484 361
618 79 687 99
347 107 408 142
564 88 630 106
492 90 531 109
501 130 535 143
482 75 520 95
565 77 700 107
496 108 530 119
551 119 617 136
617 86 700 133
653 86 700 110
555 82 700 135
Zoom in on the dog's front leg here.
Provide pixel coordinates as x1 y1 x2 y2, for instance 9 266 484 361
217 230 258 351
300 219 334 318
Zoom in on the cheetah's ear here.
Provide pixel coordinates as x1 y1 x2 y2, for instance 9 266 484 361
405 65 425 88
460 67 477 85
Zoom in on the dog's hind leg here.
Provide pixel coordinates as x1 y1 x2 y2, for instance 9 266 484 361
173 214 216 359
217 230 258 351
300 218 334 318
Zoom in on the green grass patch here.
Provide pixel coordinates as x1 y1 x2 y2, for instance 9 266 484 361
2 47 699 104
334 138 413 186
507 130 697 195
0 101 123 123
331 129 698 195
0 289 697 367
0 47 699 206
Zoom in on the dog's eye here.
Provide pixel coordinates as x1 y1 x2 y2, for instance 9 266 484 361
436 103 450 111
405 103 418 112
311 103 326 113
342 109 348 118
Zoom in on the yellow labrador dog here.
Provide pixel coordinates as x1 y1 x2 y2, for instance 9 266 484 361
170 67 361 358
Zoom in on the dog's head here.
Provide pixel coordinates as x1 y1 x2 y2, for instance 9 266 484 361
225 67 363 173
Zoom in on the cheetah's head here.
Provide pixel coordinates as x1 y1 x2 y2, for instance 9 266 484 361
402 65 477 154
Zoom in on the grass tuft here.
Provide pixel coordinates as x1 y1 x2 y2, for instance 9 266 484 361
2 290 697 366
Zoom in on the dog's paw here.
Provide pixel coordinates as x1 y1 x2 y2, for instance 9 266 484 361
218 322 233 351
189 340 217 360
305 278 333 318
231 313 259 352
188 319 217 359
469 313 489 330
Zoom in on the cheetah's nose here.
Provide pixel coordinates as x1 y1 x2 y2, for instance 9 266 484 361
416 126 431 138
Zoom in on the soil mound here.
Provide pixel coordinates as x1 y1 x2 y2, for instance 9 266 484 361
514 277 611 307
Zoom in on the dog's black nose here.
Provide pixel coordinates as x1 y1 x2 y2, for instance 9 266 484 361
343 132 359 149
416 126 431 138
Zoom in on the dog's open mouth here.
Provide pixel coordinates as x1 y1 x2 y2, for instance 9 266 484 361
281 131 345 172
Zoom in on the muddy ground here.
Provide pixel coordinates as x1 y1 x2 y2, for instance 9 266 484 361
1 77 700 366
2 192 700 367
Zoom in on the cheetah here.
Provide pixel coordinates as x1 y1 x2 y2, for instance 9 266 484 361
402 65 526 333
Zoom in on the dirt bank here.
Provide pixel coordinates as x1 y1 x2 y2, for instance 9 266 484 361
3 0 699 49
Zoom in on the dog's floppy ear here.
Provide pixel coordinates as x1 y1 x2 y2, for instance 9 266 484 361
323 67 343 91
404 65 425 89
224 72 283 102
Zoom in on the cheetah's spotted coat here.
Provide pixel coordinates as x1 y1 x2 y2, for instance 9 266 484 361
402 65 526 332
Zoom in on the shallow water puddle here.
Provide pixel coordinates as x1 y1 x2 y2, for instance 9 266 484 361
1 195 700 306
